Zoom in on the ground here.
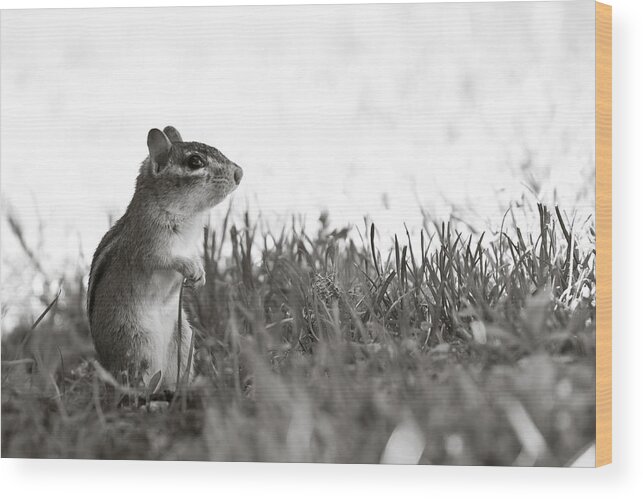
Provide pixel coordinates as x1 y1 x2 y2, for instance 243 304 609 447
1 204 596 465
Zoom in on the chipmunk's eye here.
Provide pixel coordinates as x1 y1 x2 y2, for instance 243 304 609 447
187 154 205 169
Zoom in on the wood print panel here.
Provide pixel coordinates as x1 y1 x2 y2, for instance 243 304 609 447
595 0 612 468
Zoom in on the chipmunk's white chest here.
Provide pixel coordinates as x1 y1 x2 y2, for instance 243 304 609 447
170 219 202 259
140 219 203 369
140 277 180 367
147 225 201 307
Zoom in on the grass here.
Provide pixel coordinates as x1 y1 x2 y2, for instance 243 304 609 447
1 203 596 465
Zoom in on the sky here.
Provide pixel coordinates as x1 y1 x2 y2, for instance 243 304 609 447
1 1 595 275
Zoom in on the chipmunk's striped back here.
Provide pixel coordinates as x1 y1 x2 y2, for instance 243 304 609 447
87 217 126 325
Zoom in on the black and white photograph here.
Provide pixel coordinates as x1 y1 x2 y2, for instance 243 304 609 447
1 0 603 467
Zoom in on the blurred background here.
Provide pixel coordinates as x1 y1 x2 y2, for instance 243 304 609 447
1 1 595 327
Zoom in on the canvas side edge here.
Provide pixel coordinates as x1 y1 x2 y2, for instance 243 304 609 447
595 0 612 468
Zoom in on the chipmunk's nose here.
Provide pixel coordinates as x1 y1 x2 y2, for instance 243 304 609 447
233 165 243 185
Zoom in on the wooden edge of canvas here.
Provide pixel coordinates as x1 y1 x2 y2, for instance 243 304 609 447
595 1 612 468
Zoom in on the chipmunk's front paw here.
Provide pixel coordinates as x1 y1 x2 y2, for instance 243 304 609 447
178 259 206 288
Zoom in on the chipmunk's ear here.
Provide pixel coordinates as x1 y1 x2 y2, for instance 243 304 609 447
147 128 172 173
163 126 183 143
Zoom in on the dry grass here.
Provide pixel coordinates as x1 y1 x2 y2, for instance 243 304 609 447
1 204 596 465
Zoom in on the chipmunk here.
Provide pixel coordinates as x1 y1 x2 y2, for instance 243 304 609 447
87 126 243 391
